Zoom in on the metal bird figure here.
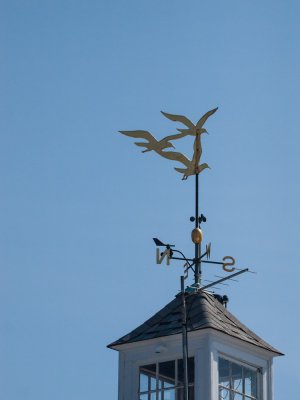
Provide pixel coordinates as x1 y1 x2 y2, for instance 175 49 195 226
119 130 175 153
119 107 217 179
119 130 188 153
157 136 210 180
161 107 218 136
174 162 210 180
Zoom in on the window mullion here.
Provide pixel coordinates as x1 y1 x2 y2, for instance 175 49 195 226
148 375 150 400
242 366 245 400
230 361 234 400
156 362 159 400
175 359 178 400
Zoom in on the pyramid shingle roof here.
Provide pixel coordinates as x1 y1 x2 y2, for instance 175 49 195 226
108 291 282 355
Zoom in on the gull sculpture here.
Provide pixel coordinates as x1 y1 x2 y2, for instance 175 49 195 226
119 107 217 180
119 130 186 153
157 135 210 180
161 107 218 136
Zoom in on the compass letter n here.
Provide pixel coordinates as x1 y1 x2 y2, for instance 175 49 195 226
156 248 171 266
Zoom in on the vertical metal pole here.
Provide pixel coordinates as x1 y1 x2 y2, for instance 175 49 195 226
194 173 201 286
181 276 189 400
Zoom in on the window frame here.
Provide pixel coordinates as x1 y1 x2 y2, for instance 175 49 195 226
218 354 262 400
138 357 194 400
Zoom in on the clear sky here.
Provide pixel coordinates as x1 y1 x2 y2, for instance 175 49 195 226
1 0 299 399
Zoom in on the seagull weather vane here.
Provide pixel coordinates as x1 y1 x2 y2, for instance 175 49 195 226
119 108 251 291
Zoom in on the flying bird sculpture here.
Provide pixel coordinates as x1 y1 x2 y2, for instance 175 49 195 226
119 130 188 153
161 107 218 136
157 135 210 180
119 130 175 153
156 108 216 174
119 107 217 180
175 162 210 180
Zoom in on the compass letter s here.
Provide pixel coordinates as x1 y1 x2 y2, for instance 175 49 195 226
222 256 235 272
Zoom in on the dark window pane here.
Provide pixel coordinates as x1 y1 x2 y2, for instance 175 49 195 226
178 357 194 386
188 358 194 384
244 367 257 397
219 358 230 381
178 359 183 386
188 385 194 400
231 362 243 392
159 361 175 388
218 358 230 388
176 385 194 400
232 361 242 379
177 387 184 400
140 364 156 376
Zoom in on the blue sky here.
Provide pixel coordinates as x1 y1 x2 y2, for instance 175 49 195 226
1 0 299 398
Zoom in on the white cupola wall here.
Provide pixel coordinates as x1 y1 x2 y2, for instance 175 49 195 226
108 291 282 400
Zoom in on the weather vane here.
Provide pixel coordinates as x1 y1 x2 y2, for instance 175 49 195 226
120 108 250 291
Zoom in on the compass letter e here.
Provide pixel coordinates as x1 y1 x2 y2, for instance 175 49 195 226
156 248 171 266
222 256 235 272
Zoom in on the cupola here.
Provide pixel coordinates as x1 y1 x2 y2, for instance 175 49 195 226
108 290 282 400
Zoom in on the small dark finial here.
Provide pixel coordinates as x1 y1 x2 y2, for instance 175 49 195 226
190 216 195 222
222 295 229 308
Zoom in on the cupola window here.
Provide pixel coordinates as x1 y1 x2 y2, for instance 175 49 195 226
218 357 259 400
139 357 194 400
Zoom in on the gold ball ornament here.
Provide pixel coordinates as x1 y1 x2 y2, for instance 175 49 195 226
191 228 203 244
